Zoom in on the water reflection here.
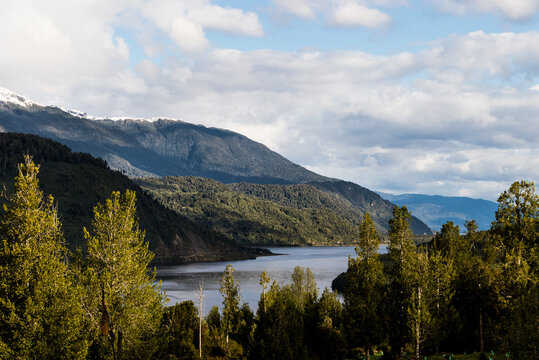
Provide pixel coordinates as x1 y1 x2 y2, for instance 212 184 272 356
157 245 388 315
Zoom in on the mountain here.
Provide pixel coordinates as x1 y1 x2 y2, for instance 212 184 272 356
378 192 498 231
0 88 329 184
137 177 364 246
0 133 267 263
0 88 432 234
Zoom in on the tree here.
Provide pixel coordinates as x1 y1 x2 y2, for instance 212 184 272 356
0 156 88 358
220 264 241 350
492 180 538 266
252 283 308 360
408 250 431 360
387 206 417 356
491 181 538 358
426 249 455 354
344 212 385 359
158 301 199 360
84 190 165 359
259 270 270 314
432 221 463 261
315 288 346 360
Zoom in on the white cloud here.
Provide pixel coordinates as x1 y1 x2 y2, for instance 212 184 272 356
328 2 391 28
1 0 538 199
142 0 264 52
271 0 318 18
271 0 396 28
432 0 539 21
187 5 264 36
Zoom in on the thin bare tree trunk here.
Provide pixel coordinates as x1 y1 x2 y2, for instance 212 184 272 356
198 282 204 359
416 286 422 360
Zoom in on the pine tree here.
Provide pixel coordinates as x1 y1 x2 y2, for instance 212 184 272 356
84 190 165 359
0 155 88 359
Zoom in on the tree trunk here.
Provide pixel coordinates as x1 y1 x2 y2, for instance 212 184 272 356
416 286 422 360
199 282 204 359
479 306 484 354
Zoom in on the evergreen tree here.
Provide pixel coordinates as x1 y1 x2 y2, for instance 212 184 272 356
387 206 417 357
491 181 538 358
492 181 538 264
408 249 431 360
84 190 165 359
158 301 199 360
426 248 455 354
252 283 308 360
344 212 385 359
0 156 88 359
315 288 346 360
220 264 241 350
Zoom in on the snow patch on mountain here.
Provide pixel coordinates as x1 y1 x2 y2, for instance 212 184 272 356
0 88 37 108
0 87 165 123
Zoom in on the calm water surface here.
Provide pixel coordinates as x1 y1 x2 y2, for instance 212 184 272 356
157 245 387 315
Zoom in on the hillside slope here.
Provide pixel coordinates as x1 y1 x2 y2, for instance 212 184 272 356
0 133 265 263
136 176 363 246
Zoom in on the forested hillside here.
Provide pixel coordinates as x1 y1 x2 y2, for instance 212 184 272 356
231 182 432 235
0 133 265 263
136 176 363 246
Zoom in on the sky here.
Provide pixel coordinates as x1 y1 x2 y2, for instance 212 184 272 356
1 0 538 200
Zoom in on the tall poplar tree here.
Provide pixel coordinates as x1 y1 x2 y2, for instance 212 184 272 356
387 206 417 356
344 212 385 359
220 264 241 349
0 156 88 359
84 190 164 359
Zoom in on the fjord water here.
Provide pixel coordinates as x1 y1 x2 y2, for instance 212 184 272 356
157 245 388 314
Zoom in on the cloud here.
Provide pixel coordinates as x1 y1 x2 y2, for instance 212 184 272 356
271 0 394 29
431 0 539 21
271 0 318 19
327 3 392 28
142 0 264 53
1 1 537 199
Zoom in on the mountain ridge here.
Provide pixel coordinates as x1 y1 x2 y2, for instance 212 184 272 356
0 88 432 234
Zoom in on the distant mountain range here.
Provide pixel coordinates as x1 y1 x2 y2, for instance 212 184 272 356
378 192 498 231
0 88 432 236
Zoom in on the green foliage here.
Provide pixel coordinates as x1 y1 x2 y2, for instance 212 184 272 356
137 176 364 246
84 190 166 359
220 264 242 348
387 206 419 356
158 301 199 360
492 180 538 266
344 213 385 357
0 155 89 359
